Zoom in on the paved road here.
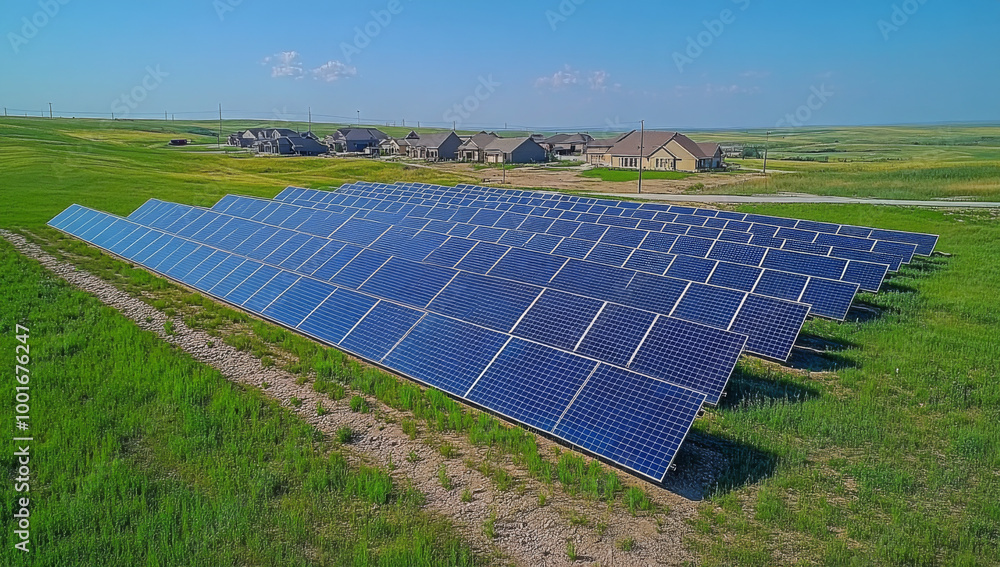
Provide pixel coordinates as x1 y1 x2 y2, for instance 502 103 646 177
590 192 1000 208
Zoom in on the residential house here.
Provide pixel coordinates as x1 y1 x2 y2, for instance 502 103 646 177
253 134 328 156
406 131 463 161
544 133 594 156
228 127 298 148
482 137 548 164
457 131 500 162
324 128 388 153
585 130 725 172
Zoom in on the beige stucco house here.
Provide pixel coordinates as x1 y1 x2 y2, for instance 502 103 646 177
585 131 724 172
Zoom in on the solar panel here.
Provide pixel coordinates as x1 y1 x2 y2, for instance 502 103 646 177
51 205 746 480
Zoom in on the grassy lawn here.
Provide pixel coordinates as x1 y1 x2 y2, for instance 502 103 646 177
2 117 999 565
0 238 481 566
686 125 1000 201
579 167 693 182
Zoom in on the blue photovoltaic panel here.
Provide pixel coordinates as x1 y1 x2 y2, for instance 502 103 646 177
554 365 706 481
665 255 716 283
832 247 902 272
262 278 337 328
869 229 937 256
753 270 808 302
339 301 424 361
297 288 378 344
226 264 281 306
208 259 260 297
708 263 762 292
165 246 214 280
870 240 917 264
428 272 540 332
618 272 689 315
576 304 657 367
312 244 363 281
623 249 675 275
670 235 713 258
549 259 635 304
489 248 566 286
523 233 562 254
382 315 509 396
670 284 745 330
243 271 300 313
708 241 767 265
359 257 457 308
331 249 391 289
424 237 477 267
629 316 747 406
513 290 604 351
761 249 846 280
586 243 633 267
553 238 597 259
842 261 887 293
799 279 858 321
455 242 508 274
466 339 597 431
729 295 809 361
331 218 389 246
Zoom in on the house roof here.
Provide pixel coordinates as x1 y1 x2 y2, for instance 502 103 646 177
459 132 500 150
483 137 539 154
413 132 459 149
286 136 328 153
545 133 595 145
697 142 722 157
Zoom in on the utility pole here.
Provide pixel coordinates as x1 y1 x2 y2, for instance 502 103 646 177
49 102 53 118
308 107 312 133
637 119 645 195
218 104 223 149
453 120 456 131
762 130 771 176
357 110 360 127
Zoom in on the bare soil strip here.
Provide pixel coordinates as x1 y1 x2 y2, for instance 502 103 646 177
2 230 702 567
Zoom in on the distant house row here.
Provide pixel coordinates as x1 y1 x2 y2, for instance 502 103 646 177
227 126 724 171
227 128 327 156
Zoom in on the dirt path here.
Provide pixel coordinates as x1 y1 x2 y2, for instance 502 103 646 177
2 230 705 567
425 161 762 194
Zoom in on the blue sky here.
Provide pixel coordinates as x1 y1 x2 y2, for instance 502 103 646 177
2 0 998 130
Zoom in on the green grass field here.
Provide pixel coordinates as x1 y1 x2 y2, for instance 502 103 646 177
580 167 693 182
2 117 999 565
686 125 1000 201
0 239 481 566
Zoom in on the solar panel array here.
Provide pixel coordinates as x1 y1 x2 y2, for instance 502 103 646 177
47 181 937 483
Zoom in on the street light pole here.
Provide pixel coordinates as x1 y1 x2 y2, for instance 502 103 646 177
637 119 645 194
762 130 771 176
357 110 360 127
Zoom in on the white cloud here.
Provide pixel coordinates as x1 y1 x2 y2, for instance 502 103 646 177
588 70 610 91
262 51 304 78
535 66 616 92
535 65 579 90
311 60 357 82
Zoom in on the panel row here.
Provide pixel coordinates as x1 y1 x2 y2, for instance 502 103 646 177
151 196 812 361
48 204 714 482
